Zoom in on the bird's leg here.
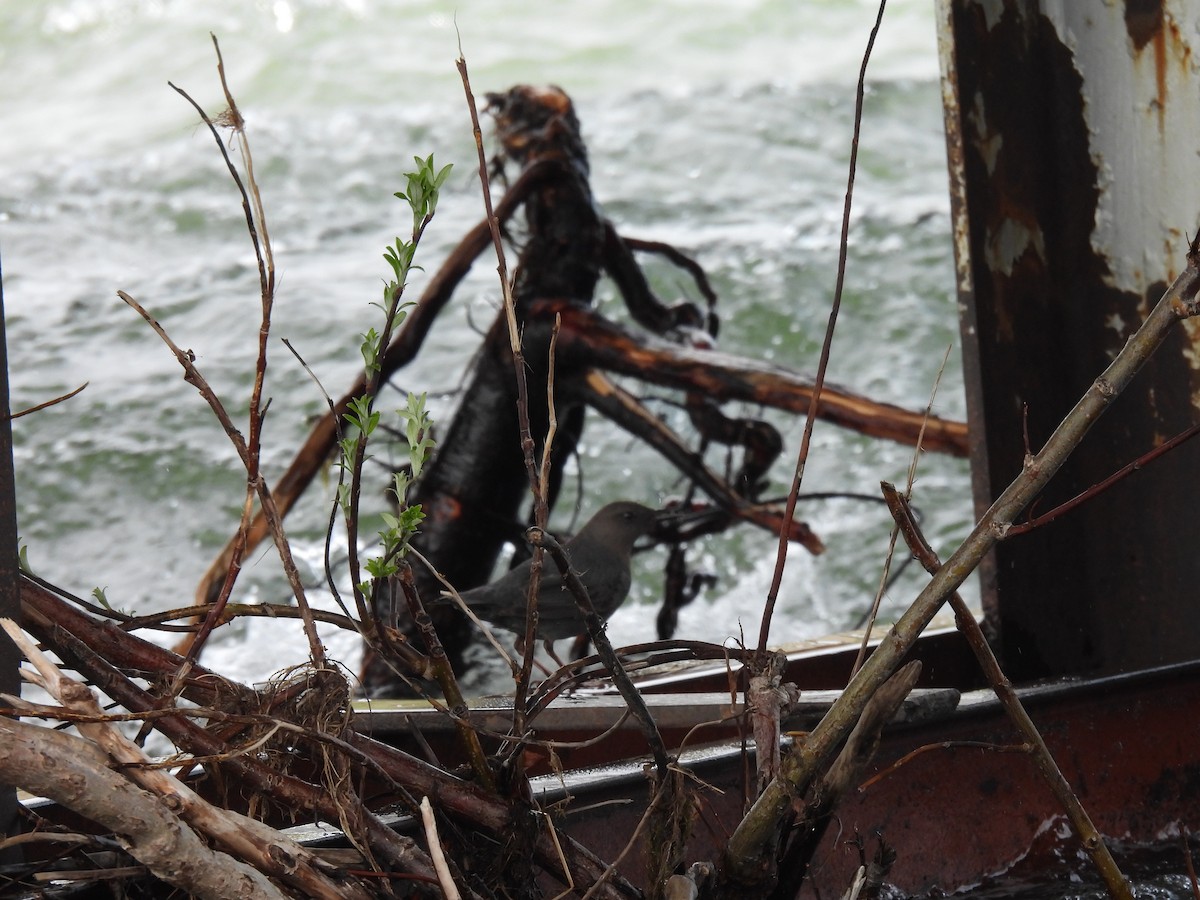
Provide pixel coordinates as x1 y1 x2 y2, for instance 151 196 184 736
543 639 568 669
516 635 556 677
568 633 590 661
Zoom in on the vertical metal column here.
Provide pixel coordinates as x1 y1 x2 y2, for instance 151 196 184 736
938 0 1200 678
0 250 21 856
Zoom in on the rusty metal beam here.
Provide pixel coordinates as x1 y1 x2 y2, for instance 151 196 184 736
939 0 1200 678
0 249 20 861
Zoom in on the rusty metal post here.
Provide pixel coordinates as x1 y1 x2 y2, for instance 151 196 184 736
938 0 1200 678
0 250 21 858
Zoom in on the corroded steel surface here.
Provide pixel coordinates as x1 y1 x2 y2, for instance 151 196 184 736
941 0 1200 679
0 248 20 860
542 660 1200 896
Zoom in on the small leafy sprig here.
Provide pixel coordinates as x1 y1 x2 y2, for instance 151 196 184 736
396 153 454 238
338 156 451 598
363 392 434 586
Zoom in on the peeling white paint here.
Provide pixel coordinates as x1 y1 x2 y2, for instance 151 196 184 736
978 0 1006 32
967 93 1005 175
936 0 975 298
984 218 1047 276
1041 2 1200 299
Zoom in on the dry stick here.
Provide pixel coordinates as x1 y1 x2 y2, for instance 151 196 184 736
880 484 1133 899
420 797 462 900
0 718 287 900
36 611 451 890
532 529 670 780
1007 417 1200 536
118 290 326 671
757 0 888 657
167 49 271 664
545 301 967 456
456 52 551 736
722 252 1200 887
851 344 951 676
209 34 274 516
163 63 326 671
513 312 563 734
398 566 496 792
120 601 360 635
3 619 368 900
1183 832 1200 900
22 580 633 900
11 382 88 419
857 740 1032 792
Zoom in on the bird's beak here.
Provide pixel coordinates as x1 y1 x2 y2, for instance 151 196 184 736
652 503 731 542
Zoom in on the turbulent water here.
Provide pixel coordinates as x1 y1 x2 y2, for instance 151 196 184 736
2 1 971 682
8 4 1199 898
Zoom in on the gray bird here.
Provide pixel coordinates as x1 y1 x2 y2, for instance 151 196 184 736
447 501 659 657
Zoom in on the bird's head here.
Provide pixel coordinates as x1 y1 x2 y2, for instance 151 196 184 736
578 501 660 552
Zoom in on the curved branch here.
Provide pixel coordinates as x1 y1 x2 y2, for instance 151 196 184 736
545 300 969 456
194 161 560 607
572 370 824 553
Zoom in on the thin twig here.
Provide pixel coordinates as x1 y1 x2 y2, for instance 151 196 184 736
531 529 670 779
757 0 888 656
856 739 1032 792
1182 830 1200 900
881 484 1133 900
163 52 324 669
579 778 672 900
419 797 461 900
11 382 88 419
851 344 950 675
280 337 356 624
513 313 562 729
455 48 553 739
1008 417 1200 536
723 247 1200 887
410 548 516 668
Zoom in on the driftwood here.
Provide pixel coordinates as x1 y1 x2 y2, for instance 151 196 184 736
718 242 1200 899
186 84 968 696
15 575 639 899
6 36 1189 897
0 718 289 900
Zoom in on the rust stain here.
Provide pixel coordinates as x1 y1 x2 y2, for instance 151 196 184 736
1125 0 1163 49
1125 1 1193 134
1153 25 1167 132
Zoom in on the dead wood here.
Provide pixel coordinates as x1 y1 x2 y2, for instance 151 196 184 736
18 574 639 899
720 244 1200 896
0 717 289 900
184 83 969 698
769 660 921 900
746 652 799 798
881 483 1132 899
547 301 968 456
3 618 372 900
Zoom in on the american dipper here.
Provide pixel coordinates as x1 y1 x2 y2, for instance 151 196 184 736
449 502 659 653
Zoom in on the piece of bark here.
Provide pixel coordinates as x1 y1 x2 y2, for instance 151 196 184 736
0 718 288 900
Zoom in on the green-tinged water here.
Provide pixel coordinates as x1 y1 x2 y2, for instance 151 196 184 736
4 2 970 678
7 4 1199 898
